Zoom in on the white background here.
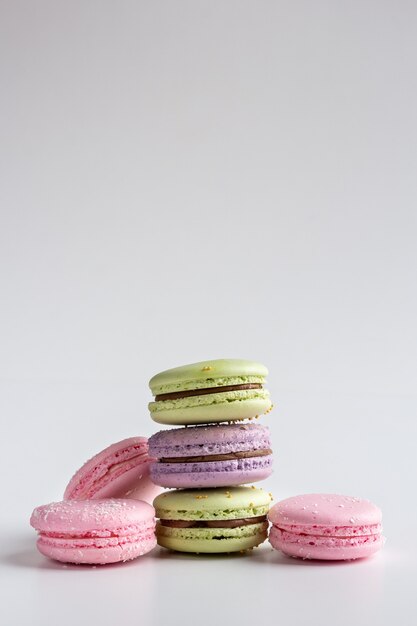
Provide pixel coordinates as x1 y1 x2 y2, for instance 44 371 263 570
1 1 416 625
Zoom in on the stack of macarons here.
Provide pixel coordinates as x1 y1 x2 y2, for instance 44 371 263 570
147 359 275 553
30 357 385 564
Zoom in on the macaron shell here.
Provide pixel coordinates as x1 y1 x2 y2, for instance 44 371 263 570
86 461 162 503
269 526 384 561
156 522 268 553
148 423 272 458
153 486 272 520
150 396 272 425
149 359 268 395
64 437 162 504
268 494 382 527
150 456 273 488
31 499 155 533
37 534 156 564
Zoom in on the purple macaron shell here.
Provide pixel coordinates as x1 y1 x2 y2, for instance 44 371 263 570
150 454 273 489
148 423 271 458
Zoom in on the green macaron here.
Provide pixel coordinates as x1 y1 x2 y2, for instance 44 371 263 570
153 486 272 553
148 359 272 425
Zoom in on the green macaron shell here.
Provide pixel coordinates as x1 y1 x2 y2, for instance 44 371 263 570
149 359 271 425
153 486 272 521
149 359 268 395
156 522 268 553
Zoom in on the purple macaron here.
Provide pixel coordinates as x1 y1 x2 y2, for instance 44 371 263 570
148 423 273 488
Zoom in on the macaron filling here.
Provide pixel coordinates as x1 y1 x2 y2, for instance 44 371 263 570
150 373 266 396
159 448 272 463
154 383 263 401
275 523 383 537
40 522 154 538
270 522 383 550
270 526 383 551
38 522 155 550
156 521 269 544
149 387 271 413
159 515 267 528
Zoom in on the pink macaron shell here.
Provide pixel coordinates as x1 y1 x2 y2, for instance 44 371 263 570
36 534 156 565
268 493 382 527
85 461 162 503
269 525 384 561
31 499 155 533
64 437 162 504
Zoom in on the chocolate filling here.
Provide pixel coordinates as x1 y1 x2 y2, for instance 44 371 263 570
159 515 267 529
159 448 273 463
155 383 263 402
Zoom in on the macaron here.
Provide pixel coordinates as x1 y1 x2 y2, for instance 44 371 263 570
30 499 156 564
268 494 384 560
148 359 272 425
148 423 273 488
153 486 272 553
64 437 162 503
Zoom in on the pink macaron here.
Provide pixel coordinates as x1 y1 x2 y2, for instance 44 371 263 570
30 499 156 564
64 437 162 503
268 494 384 560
